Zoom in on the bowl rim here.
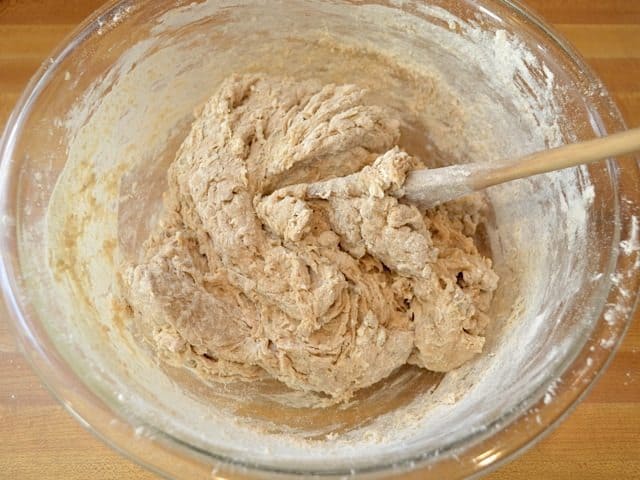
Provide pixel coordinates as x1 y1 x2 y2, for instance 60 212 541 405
1 0 639 478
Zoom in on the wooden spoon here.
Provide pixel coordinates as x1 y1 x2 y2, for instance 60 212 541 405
402 127 640 209
306 127 640 209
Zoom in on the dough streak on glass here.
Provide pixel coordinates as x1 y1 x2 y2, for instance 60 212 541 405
123 74 499 404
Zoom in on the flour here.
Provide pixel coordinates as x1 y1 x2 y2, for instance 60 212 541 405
620 215 640 255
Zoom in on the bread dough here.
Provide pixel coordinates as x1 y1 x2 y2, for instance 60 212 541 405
123 74 498 404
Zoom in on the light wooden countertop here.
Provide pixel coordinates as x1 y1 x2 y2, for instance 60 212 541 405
1 1 638 478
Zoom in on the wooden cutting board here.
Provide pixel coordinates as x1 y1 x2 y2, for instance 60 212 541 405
0 1 638 478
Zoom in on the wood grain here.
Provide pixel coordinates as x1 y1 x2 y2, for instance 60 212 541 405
0 1 638 478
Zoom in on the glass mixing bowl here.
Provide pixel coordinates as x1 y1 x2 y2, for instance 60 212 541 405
1 0 639 478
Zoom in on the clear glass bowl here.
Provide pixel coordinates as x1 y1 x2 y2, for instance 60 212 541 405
1 0 639 478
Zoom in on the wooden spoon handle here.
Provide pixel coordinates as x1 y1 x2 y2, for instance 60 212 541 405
471 127 640 190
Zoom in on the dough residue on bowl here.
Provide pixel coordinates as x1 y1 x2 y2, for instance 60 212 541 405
122 74 498 405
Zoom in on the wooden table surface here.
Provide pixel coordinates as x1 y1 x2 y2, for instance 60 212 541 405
1 1 638 478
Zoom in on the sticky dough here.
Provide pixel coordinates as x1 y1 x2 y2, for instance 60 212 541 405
123 74 499 404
